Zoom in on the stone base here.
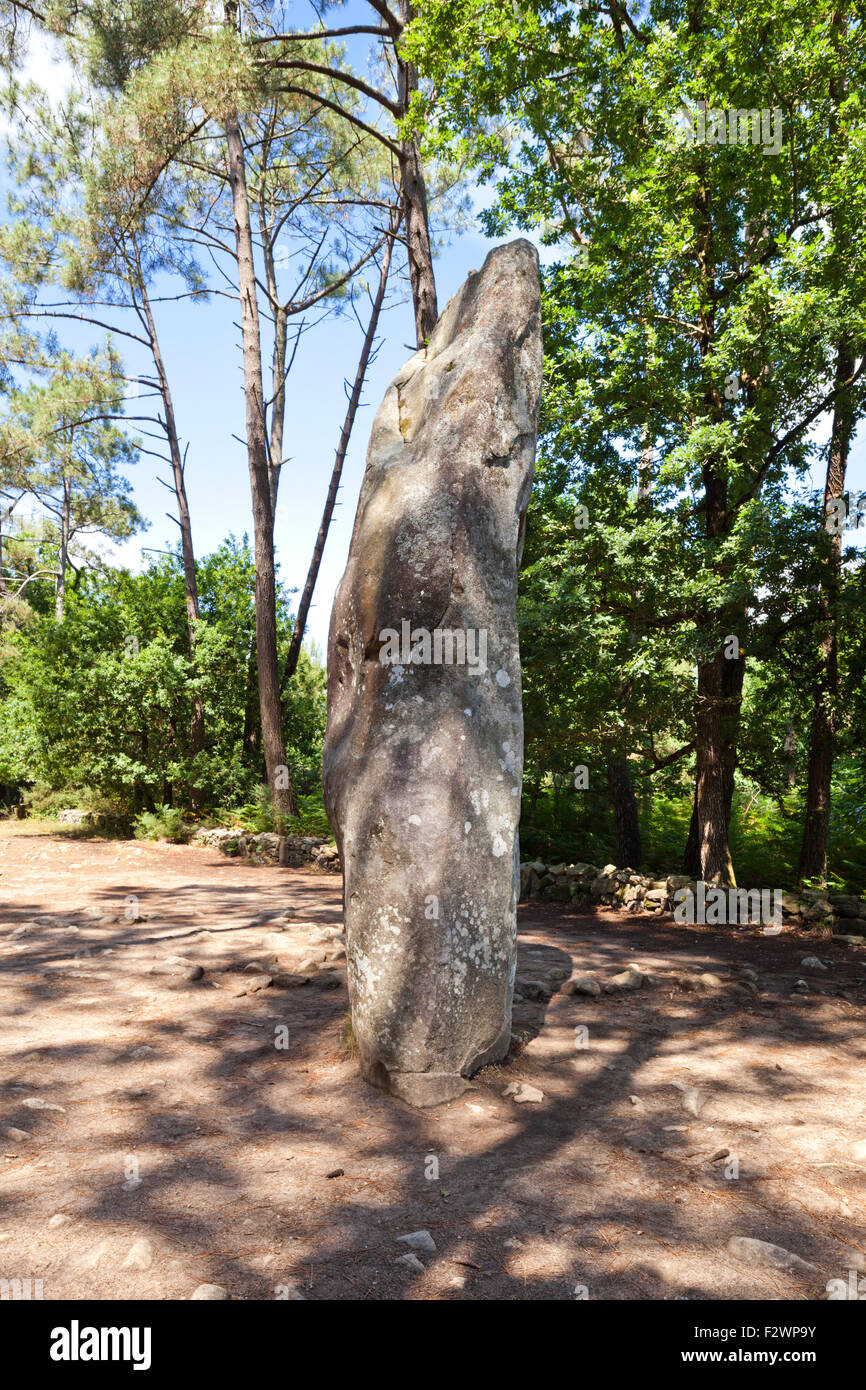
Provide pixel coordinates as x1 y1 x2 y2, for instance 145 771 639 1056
360 1016 512 1108
463 1018 513 1076
365 1065 467 1108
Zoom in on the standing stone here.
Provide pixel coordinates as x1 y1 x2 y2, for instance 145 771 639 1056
323 239 542 1106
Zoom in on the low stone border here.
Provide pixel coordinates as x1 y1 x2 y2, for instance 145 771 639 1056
520 859 866 934
190 826 340 872
56 808 131 835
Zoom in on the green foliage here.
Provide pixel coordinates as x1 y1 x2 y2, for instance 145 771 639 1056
223 784 331 839
0 535 327 814
287 789 331 839
133 802 190 843
523 776 865 895
410 0 866 888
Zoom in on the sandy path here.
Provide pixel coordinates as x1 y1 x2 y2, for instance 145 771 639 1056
1 821 865 1300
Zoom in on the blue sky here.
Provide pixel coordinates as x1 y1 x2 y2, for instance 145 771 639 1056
6 20 865 661
110 222 520 658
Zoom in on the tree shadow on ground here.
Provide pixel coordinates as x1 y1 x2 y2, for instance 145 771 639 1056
2 852 865 1300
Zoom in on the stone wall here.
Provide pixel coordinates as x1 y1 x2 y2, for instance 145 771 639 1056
520 859 866 935
190 827 340 872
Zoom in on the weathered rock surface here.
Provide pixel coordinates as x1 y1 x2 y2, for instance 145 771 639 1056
726 1235 818 1276
322 239 543 1106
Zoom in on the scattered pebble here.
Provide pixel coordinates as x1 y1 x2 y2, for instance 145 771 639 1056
545 966 570 983
79 1239 112 1270
397 1230 436 1253
230 974 272 996
190 1283 230 1300
395 1252 425 1273
671 1081 705 1117
604 969 643 993
503 1082 544 1103
517 979 552 1002
727 1236 817 1275
270 971 311 989
563 976 601 997
121 1238 153 1271
312 970 343 990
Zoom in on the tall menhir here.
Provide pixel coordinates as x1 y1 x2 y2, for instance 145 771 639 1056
323 240 543 1105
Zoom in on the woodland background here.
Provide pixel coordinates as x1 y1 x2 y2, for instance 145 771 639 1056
0 0 864 896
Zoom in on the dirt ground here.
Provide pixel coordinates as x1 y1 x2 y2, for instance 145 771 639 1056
1 820 865 1301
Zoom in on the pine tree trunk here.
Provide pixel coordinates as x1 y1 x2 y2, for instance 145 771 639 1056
527 768 542 828
55 474 70 622
799 343 855 882
242 636 260 766
721 646 745 829
693 443 738 885
224 105 297 818
607 754 642 869
683 658 741 878
799 17 853 884
397 0 438 347
695 648 736 885
683 792 700 876
283 225 396 686
0 504 9 606
138 278 206 806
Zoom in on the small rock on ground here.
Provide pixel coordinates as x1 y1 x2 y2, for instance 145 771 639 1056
121 1238 153 1271
727 1236 817 1275
503 1082 544 1103
563 976 601 997
397 1230 436 1253
605 970 643 993
395 1252 426 1273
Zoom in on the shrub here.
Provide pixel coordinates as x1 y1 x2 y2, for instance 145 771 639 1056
133 804 191 844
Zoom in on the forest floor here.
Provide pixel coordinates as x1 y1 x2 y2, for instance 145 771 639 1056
1 819 865 1302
